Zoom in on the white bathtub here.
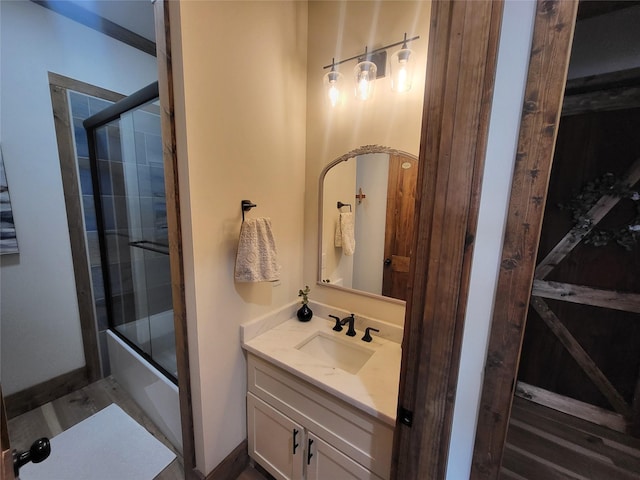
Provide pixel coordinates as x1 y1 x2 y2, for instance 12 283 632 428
107 329 182 453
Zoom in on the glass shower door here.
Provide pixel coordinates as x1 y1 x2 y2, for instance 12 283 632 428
85 83 177 381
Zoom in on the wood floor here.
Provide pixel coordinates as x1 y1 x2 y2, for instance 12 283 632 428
7 376 273 480
7 376 183 479
15 377 636 480
501 396 640 479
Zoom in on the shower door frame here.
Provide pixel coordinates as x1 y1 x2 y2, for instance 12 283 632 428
83 81 178 384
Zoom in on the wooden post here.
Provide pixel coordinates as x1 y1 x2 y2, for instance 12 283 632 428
470 2 579 478
530 297 632 417
392 1 503 478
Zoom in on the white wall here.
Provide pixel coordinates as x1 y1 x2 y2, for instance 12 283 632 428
303 1 431 326
353 153 389 294
568 5 640 79
446 2 536 477
0 0 157 394
168 1 308 473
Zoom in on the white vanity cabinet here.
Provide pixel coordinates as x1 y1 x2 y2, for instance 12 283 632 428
305 432 378 480
246 354 392 480
247 393 304 480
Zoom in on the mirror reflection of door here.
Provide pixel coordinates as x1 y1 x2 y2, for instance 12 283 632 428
381 154 417 300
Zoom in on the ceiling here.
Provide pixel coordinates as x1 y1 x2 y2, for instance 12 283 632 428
42 1 640 52
67 0 155 41
32 0 157 55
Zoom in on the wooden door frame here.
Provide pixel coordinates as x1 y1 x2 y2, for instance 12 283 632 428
392 1 504 478
393 0 579 479
153 2 197 479
155 0 577 478
470 1 579 478
1 386 15 480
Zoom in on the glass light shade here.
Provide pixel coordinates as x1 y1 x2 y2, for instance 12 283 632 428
323 69 344 107
353 61 377 101
390 47 415 93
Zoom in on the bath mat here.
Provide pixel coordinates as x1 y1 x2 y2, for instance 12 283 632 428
20 403 176 480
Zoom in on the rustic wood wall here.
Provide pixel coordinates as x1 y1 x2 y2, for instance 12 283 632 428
518 105 640 414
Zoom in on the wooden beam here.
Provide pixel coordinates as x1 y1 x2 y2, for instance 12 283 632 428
535 157 640 280
576 1 640 21
470 2 579 478
154 1 197 479
32 0 156 57
562 85 640 116
392 1 503 478
532 280 640 314
564 66 640 96
515 382 628 434
530 296 632 417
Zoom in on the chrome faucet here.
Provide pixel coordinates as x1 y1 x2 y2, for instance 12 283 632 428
340 314 356 337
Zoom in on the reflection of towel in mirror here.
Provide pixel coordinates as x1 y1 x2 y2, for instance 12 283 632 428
339 212 355 256
234 217 280 282
334 218 342 247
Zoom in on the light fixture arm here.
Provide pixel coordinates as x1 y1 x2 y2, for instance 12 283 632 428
322 34 419 70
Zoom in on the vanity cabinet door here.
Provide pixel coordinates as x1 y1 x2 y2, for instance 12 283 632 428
248 393 304 480
305 433 383 480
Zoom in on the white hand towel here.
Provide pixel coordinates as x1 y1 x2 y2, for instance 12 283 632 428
234 217 280 282
340 212 355 256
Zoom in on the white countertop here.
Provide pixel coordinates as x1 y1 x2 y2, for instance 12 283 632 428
241 314 402 426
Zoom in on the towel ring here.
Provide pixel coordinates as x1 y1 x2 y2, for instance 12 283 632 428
241 200 257 222
337 201 352 212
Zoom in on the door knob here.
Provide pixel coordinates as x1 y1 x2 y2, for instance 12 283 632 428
384 258 391 265
14 437 51 476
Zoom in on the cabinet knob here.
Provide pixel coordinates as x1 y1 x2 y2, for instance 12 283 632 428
307 438 314 465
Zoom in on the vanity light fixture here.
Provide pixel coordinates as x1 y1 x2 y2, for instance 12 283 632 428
323 58 344 107
389 33 415 93
322 33 419 105
354 48 377 101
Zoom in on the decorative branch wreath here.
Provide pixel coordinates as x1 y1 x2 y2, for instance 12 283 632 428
559 172 640 250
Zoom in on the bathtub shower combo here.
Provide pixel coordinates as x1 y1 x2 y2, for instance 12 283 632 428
78 82 182 451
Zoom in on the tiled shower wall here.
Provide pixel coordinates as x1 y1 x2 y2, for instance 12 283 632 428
69 91 172 376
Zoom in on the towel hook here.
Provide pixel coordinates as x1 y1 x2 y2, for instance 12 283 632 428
241 200 257 222
337 201 352 212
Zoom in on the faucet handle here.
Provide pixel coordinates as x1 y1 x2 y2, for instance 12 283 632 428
329 315 342 332
362 327 380 342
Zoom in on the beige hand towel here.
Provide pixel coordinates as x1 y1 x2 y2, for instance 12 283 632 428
234 217 280 282
340 212 355 256
334 218 342 247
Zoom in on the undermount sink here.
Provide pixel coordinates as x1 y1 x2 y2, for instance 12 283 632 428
295 332 375 374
